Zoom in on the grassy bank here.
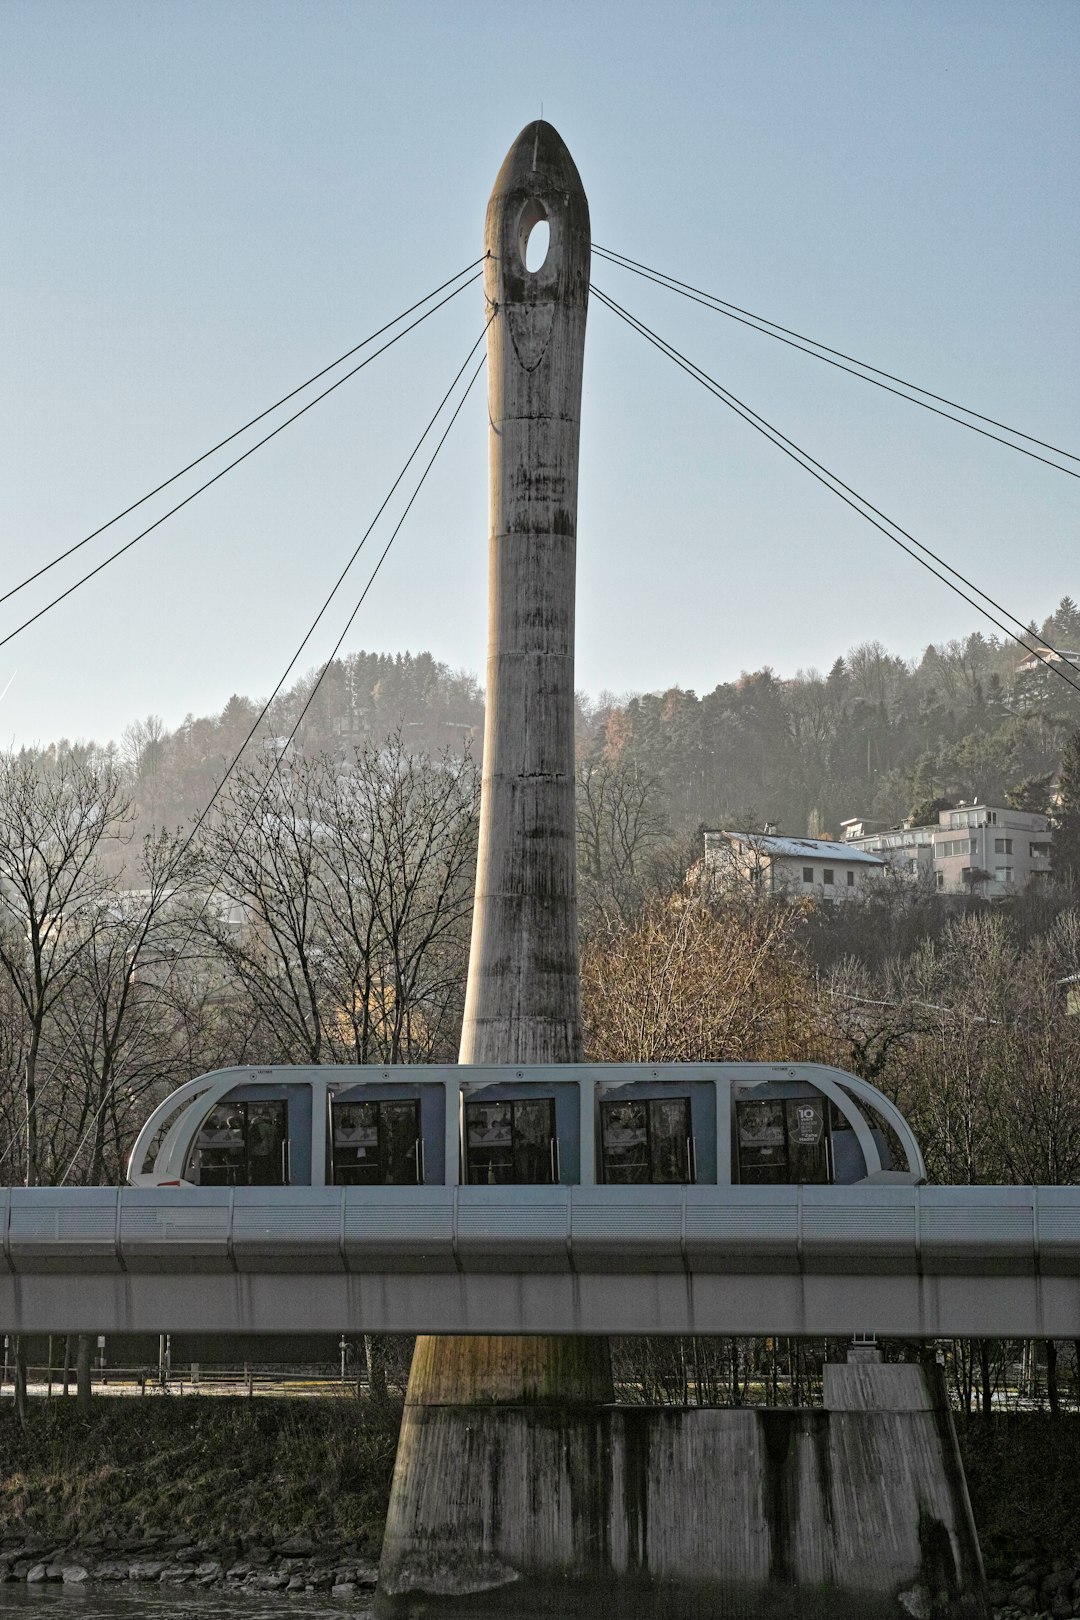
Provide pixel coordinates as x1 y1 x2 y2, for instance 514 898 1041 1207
0 1396 402 1547
1 1399 1079 1572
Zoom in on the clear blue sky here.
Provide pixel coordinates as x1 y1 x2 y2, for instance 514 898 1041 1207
2 0 1077 746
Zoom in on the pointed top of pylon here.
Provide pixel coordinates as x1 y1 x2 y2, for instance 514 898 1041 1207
484 121 590 304
490 120 587 205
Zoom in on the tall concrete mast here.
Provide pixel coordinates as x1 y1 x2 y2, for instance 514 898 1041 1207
378 122 610 1612
459 118 590 1066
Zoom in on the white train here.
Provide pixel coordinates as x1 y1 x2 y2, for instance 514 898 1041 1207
127 1062 926 1190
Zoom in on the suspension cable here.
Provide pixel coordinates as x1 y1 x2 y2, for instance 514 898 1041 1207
58 338 489 1188
592 284 1080 702
0 271 482 653
594 245 1079 479
1 259 485 611
1 323 490 1182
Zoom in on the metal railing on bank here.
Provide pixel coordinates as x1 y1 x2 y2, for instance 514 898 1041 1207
2 1338 1077 1413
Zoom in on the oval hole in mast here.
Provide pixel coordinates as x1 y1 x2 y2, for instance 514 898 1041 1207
517 199 550 273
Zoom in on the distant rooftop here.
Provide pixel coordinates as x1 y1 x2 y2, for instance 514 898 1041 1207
1016 648 1080 670
710 831 886 866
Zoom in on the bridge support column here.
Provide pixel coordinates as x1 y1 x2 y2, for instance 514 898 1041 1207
377 119 613 1612
378 1351 988 1619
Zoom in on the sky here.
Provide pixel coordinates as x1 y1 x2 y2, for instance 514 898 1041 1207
2 0 1078 748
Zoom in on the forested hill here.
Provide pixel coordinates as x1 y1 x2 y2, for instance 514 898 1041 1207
99 650 485 833
31 595 1080 841
579 597 1080 837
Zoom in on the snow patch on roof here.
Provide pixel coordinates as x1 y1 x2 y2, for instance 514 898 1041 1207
717 832 887 865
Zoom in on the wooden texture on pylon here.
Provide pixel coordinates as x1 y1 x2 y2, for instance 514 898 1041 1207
404 1332 612 1407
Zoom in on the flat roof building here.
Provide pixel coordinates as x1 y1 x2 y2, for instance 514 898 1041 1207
843 802 1052 895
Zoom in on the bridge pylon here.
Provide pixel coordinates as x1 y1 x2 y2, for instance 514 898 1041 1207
377 118 613 1613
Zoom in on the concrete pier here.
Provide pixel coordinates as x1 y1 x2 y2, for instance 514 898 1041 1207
378 1358 987 1619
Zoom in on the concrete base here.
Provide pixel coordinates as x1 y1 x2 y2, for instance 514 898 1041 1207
376 1361 987 1619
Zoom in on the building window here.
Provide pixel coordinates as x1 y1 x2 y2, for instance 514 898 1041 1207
994 867 1014 885
802 867 814 883
994 837 1013 855
1030 842 1050 858
936 873 945 890
846 870 855 886
989 811 998 825
823 869 834 885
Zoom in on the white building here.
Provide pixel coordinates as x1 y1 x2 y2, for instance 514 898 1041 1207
703 830 887 899
843 802 1052 895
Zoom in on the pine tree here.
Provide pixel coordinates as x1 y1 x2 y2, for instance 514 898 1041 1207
1053 595 1080 647
1051 730 1080 891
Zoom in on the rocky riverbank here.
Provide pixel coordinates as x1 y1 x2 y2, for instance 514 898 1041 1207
1 1399 1078 1614
985 1556 1080 1620
0 1527 379 1599
2 1535 1080 1617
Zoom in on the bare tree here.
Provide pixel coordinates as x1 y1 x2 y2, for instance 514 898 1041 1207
0 751 132 1186
317 738 478 1063
196 739 478 1068
576 754 672 932
49 829 197 1186
196 760 329 1064
582 891 829 1064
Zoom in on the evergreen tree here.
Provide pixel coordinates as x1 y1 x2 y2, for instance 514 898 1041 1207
1053 595 1080 647
1006 774 1053 814
1051 730 1080 892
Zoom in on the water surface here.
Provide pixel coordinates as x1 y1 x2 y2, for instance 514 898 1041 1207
0 1591 373 1619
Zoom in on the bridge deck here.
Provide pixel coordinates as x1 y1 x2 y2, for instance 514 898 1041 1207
2 1183 1078 1336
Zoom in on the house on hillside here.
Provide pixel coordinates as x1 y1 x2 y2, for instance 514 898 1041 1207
1012 648 1080 712
702 830 887 899
842 801 1052 895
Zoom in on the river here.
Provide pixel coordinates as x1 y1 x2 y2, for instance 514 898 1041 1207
0 1593 374 1619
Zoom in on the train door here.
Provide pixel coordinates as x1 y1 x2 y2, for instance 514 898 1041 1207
188 1100 288 1186
330 1098 422 1185
600 1096 694 1183
735 1094 831 1185
464 1097 556 1184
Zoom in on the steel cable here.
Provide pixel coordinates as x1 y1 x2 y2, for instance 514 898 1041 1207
594 245 1079 479
1 259 485 611
593 284 1080 702
0 270 483 653
1 322 490 1182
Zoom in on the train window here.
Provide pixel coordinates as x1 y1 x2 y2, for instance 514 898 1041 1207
736 1097 831 1185
464 1098 555 1184
331 1099 421 1185
601 1097 693 1184
188 1101 288 1187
